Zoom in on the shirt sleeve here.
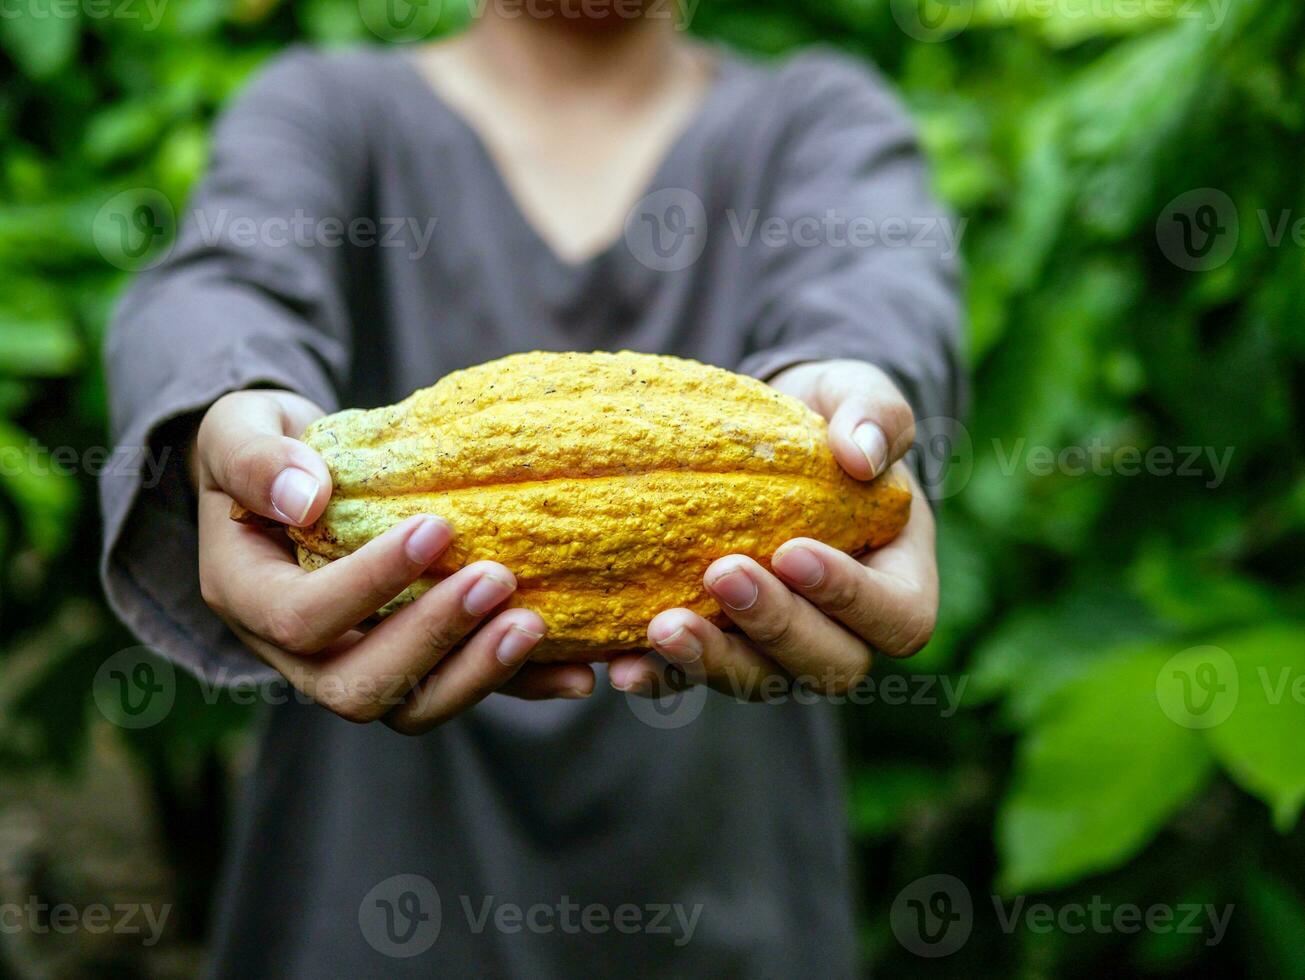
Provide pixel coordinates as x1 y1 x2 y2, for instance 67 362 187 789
735 51 966 432
99 49 362 684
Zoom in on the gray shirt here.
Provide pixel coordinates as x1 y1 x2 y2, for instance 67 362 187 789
100 43 962 979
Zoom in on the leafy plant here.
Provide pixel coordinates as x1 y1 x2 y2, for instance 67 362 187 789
1 0 1302 975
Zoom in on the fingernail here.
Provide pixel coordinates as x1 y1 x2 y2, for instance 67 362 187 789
708 566 758 611
773 546 825 588
404 517 451 565
464 571 515 616
608 663 637 691
270 467 319 524
652 625 702 663
560 687 592 699
852 422 889 477
496 624 543 666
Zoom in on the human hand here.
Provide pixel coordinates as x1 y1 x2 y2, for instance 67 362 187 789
607 360 937 699
192 389 594 732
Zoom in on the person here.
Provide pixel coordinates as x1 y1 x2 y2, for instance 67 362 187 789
100 1 963 975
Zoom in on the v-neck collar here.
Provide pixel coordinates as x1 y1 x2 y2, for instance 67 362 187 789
392 45 739 280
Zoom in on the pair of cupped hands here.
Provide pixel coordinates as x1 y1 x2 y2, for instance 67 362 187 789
193 360 938 734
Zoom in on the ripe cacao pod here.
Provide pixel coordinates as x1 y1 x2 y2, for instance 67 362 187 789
271 351 911 661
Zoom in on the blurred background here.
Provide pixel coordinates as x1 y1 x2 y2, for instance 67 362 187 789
1 0 1303 975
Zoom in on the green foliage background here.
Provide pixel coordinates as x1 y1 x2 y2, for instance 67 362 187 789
1 0 1303 974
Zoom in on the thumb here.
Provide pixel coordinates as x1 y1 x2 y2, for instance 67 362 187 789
196 390 332 526
810 362 916 482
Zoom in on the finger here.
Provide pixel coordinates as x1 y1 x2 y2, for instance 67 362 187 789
772 482 939 658
385 608 546 734
266 560 519 724
197 391 332 525
222 514 455 656
641 608 786 701
606 651 699 699
811 363 916 480
703 555 873 692
498 663 596 701
197 485 316 629
860 469 939 584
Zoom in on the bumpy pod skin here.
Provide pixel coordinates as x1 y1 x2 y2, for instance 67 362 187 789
287 351 912 662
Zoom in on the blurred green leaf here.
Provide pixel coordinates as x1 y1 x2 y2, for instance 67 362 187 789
0 420 79 554
1242 868 1305 980
0 380 33 416
997 646 1213 892
972 0 1182 45
1130 542 1280 634
969 587 1161 724
0 0 79 78
0 197 112 269
849 763 951 839
1203 625 1305 831
918 514 993 671
82 100 169 167
0 281 82 376
3 603 102 772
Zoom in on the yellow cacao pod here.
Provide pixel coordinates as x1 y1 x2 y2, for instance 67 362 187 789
283 351 911 661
